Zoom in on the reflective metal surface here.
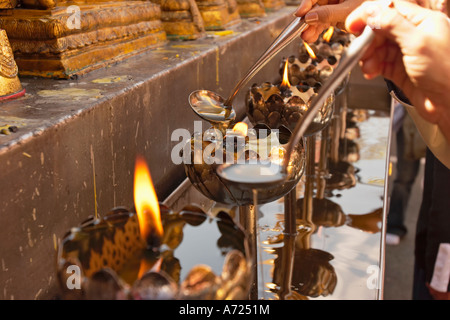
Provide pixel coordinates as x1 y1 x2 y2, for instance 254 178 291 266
188 18 308 113
257 108 391 300
246 83 335 136
184 125 305 206
56 205 252 300
283 26 375 171
165 106 391 300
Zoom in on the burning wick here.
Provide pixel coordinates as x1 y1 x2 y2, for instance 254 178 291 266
133 155 164 249
303 42 317 60
232 122 248 136
279 59 313 104
323 26 334 43
280 60 291 93
226 122 249 155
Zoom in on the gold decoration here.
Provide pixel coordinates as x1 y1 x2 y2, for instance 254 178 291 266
284 0 301 5
20 0 56 9
0 2 168 79
262 0 285 12
236 0 266 18
0 30 24 100
195 0 241 31
0 0 18 9
160 0 206 40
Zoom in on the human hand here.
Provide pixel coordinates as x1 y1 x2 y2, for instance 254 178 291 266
345 0 450 143
427 283 450 300
294 0 366 42
430 0 448 14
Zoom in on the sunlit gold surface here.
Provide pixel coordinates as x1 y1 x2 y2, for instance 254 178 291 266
161 0 206 40
261 0 285 12
196 0 241 30
0 2 167 78
236 0 266 18
0 30 22 98
0 0 17 8
284 0 300 5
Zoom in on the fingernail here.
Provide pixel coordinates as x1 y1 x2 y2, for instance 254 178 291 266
305 12 319 24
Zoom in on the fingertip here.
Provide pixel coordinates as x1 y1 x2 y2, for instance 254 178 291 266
294 8 303 17
345 2 377 34
363 73 377 80
301 27 320 43
349 21 366 34
345 15 366 34
294 2 309 17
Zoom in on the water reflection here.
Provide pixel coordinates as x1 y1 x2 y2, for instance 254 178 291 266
257 107 387 300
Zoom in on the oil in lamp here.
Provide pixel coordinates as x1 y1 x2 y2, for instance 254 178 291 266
56 156 252 300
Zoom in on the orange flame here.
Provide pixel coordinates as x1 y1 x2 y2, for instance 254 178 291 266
280 60 291 90
232 122 248 136
323 26 334 42
303 42 316 59
133 156 163 245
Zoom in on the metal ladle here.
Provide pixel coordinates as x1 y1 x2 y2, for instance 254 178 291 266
217 25 376 235
188 17 309 126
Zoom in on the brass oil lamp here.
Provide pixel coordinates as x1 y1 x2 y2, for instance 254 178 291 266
57 156 252 300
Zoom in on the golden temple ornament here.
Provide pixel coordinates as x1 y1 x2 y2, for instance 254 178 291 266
284 0 300 5
0 1 168 79
160 0 206 40
261 0 285 12
0 0 17 8
0 30 25 102
236 0 266 18
195 0 241 31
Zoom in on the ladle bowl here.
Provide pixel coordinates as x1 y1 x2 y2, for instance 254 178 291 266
183 126 305 206
188 17 308 123
188 90 236 127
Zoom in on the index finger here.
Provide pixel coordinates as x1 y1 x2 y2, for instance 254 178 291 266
295 0 318 16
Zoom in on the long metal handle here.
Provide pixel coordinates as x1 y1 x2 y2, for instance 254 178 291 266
224 18 308 107
283 26 376 171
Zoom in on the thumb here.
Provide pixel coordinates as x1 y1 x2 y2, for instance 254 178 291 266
345 1 426 42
